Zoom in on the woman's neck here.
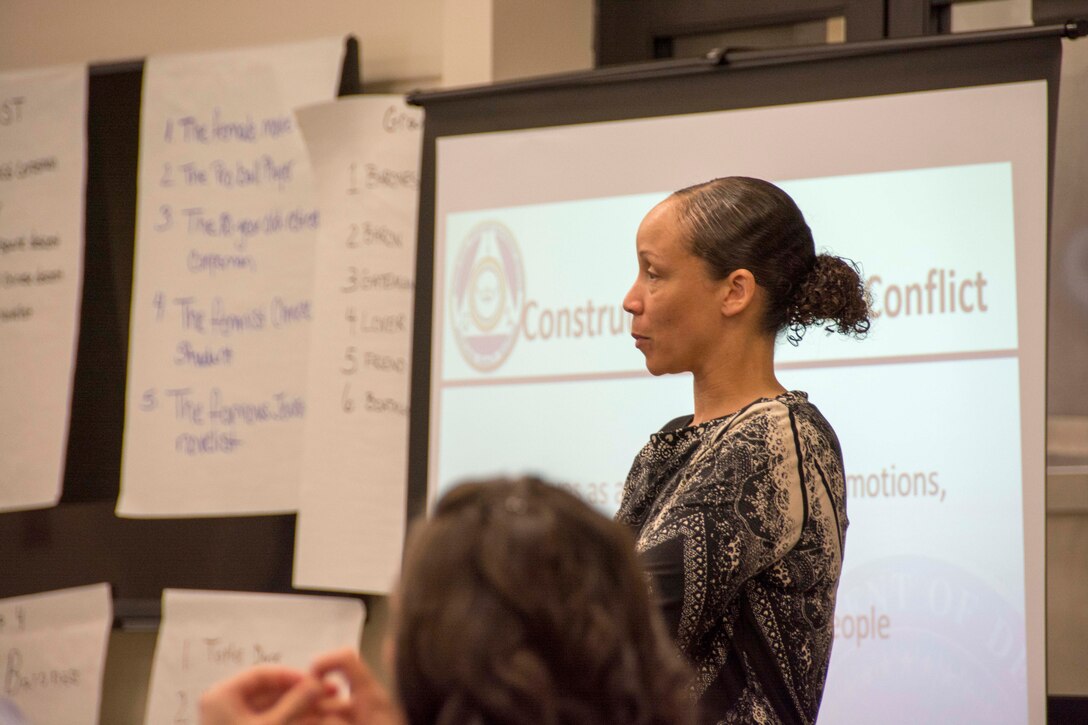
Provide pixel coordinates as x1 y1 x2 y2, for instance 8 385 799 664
691 332 786 424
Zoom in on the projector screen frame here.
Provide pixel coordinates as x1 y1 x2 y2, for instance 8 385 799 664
408 24 1069 724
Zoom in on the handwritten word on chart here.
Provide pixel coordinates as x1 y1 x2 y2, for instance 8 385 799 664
0 584 112 725
293 96 422 593
144 589 364 725
0 65 86 512
118 39 343 516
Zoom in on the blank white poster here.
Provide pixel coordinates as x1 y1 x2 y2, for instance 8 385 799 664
118 39 343 517
0 65 87 512
293 96 422 593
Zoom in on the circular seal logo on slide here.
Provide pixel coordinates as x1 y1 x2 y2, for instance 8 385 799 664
449 221 526 372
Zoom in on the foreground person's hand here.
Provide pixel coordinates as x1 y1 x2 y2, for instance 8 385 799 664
310 648 406 725
199 664 327 725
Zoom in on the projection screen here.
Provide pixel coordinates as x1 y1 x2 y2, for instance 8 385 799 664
410 30 1061 724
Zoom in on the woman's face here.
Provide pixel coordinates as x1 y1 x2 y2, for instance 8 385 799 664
622 199 728 376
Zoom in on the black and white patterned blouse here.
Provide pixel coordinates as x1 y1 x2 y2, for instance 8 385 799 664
617 391 848 725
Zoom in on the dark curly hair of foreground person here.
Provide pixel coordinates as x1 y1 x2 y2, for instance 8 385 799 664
394 477 697 725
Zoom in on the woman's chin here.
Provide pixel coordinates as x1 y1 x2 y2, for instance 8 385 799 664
644 359 671 377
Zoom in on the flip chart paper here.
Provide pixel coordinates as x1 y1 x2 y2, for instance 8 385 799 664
144 589 364 725
119 39 343 516
293 96 422 593
0 583 112 725
0 65 87 512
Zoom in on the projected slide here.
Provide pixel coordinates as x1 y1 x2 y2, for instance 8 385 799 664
428 83 1046 723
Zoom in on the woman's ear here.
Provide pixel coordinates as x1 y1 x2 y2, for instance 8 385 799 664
720 269 757 318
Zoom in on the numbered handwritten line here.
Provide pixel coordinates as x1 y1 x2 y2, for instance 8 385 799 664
152 205 319 246
160 157 295 191
153 294 312 336
136 387 308 456
162 109 294 145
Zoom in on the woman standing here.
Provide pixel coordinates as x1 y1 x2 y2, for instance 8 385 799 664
617 177 870 725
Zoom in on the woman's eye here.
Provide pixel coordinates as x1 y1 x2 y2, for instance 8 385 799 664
646 269 659 280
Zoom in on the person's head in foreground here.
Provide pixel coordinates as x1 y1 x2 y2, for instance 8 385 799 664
393 476 694 725
200 477 695 725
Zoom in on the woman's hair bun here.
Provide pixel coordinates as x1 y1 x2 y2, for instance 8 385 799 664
786 254 872 345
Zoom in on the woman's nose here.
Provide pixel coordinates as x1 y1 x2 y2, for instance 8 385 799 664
623 283 642 315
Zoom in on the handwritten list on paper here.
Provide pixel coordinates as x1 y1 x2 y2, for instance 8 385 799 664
144 589 364 725
0 584 112 725
118 39 343 517
0 66 86 512
293 97 422 593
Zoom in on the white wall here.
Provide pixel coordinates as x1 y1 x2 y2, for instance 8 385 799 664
1043 28 1088 702
0 0 442 87
492 0 594 81
951 0 1033 31
441 0 594 87
0 0 594 88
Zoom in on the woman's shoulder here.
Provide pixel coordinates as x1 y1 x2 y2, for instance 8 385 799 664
724 390 807 427
705 391 828 445
730 391 842 456
648 392 825 446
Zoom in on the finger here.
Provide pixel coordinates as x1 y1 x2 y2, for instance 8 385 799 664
261 676 324 723
293 716 331 725
293 708 348 725
313 694 355 716
234 664 310 696
199 680 243 725
311 647 373 691
200 665 300 720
